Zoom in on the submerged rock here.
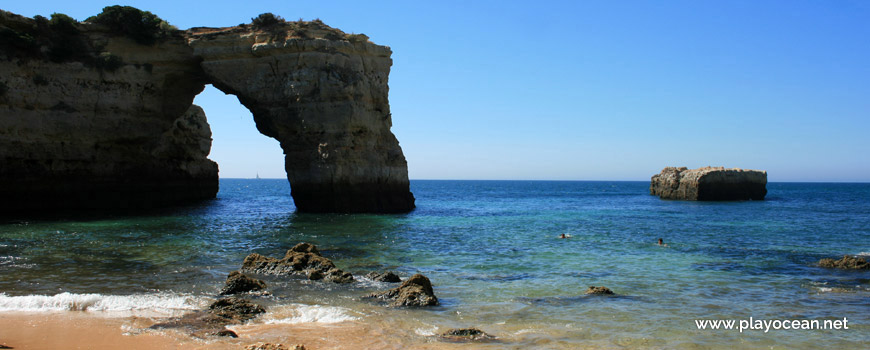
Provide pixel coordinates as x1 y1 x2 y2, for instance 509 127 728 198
214 329 238 337
650 166 767 201
220 271 267 295
366 271 402 283
150 297 265 337
585 286 614 295
818 256 870 270
365 273 438 307
439 328 497 342
241 243 353 283
245 343 305 350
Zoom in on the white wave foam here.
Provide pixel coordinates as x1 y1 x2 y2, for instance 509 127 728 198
266 304 359 324
414 325 438 336
0 292 206 312
857 252 870 257
818 287 833 293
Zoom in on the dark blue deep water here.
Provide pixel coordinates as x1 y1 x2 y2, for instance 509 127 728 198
1 180 868 348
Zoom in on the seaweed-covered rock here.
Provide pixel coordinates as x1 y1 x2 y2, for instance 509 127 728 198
365 273 438 306
220 271 267 295
439 328 497 342
366 271 401 283
585 286 614 295
818 256 869 270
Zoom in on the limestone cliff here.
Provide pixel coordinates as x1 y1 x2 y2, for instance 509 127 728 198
0 10 215 211
650 166 767 201
0 9 414 213
187 20 414 213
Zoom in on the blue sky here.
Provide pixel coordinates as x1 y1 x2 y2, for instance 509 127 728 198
7 1 870 181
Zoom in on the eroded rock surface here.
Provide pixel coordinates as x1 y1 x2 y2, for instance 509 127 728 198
650 166 767 201
818 256 869 270
0 10 215 211
0 9 414 214
365 273 438 307
241 243 354 283
187 21 415 213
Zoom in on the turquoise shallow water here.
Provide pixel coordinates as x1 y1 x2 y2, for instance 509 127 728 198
1 180 869 348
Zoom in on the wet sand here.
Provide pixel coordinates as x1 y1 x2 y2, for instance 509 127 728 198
0 312 238 350
0 312 477 350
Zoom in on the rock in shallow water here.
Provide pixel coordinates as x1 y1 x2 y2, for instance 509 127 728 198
818 256 869 270
245 343 305 350
207 297 266 323
366 271 402 283
220 271 267 295
149 297 265 337
365 273 438 306
439 328 497 342
241 243 354 283
650 166 767 201
585 286 614 295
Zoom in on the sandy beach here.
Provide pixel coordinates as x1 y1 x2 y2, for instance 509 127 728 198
0 312 478 350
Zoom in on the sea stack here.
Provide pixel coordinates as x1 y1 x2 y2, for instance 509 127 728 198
0 8 414 213
650 166 767 201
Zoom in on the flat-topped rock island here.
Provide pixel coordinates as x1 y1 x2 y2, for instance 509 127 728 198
650 166 768 201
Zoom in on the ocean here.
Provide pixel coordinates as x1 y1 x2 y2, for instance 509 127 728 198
1 180 868 349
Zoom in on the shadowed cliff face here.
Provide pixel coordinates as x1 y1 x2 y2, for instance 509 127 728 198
187 22 415 213
0 11 215 211
0 11 414 214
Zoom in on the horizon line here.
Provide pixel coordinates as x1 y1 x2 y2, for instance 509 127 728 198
218 177 870 184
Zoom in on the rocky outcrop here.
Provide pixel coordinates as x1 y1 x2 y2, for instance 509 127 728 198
0 10 215 211
818 256 869 270
365 273 438 307
585 286 614 295
650 166 767 201
220 271 267 295
241 242 354 283
187 20 415 213
0 8 414 214
366 271 401 283
439 328 497 343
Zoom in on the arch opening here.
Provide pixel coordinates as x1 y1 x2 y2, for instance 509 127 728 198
193 84 285 180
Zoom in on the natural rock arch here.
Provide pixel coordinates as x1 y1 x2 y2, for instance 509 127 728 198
0 10 414 213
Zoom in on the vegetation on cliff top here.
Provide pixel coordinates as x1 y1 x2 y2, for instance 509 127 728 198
86 5 177 45
0 6 181 72
246 12 369 43
251 13 285 29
